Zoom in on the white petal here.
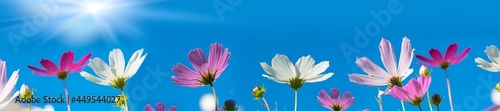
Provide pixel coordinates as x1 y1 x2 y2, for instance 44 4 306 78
0 60 6 85
348 73 388 86
397 37 414 77
260 62 289 79
302 61 329 79
271 54 297 78
0 91 19 110
304 73 333 83
88 58 115 79
80 71 109 86
109 49 126 76
475 58 500 72
486 45 500 64
262 74 288 84
401 68 414 81
492 88 500 105
124 48 147 78
0 70 18 102
379 38 397 76
355 57 390 79
295 55 314 77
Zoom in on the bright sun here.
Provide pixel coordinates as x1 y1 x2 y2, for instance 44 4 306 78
84 2 105 14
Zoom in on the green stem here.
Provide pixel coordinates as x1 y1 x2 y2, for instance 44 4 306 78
294 90 298 111
418 105 422 111
437 105 440 111
262 97 271 111
400 100 406 111
377 87 383 111
426 91 433 111
210 85 219 111
444 70 454 111
121 89 129 111
28 103 31 111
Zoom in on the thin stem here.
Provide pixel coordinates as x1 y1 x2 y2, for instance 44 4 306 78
62 80 71 111
376 87 383 111
28 103 31 111
426 91 433 111
418 105 423 111
120 89 129 111
294 90 298 111
210 85 219 111
400 100 406 111
262 97 271 111
444 70 454 111
437 105 440 111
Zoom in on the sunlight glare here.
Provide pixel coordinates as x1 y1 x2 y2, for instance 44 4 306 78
84 2 105 14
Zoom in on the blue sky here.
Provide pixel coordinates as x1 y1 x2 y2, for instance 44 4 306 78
1 0 500 111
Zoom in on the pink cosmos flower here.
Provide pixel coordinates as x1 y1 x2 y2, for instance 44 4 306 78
389 76 431 106
317 88 355 111
416 43 471 69
171 43 230 88
144 102 177 111
28 50 92 80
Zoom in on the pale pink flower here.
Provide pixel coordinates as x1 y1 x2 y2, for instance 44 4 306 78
389 76 432 106
317 88 355 111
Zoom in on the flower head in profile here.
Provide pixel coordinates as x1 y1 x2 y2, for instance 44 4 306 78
475 45 500 72
171 43 230 88
416 43 471 70
144 102 177 111
317 88 355 111
252 84 266 100
28 50 92 80
261 54 334 90
389 76 432 106
223 99 238 111
80 49 147 90
348 37 414 90
0 59 20 109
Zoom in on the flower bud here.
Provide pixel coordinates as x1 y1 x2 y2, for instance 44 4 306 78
20 84 33 99
223 99 238 111
419 65 430 78
496 82 500 92
431 94 442 106
252 85 266 100
116 94 127 107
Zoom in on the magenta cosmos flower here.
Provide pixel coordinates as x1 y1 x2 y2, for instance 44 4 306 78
28 50 92 80
317 88 355 111
389 76 431 107
144 102 177 111
171 43 230 88
416 43 471 70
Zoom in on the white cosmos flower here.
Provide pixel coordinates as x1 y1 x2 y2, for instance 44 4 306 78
80 49 147 88
348 37 414 89
475 45 500 72
260 54 334 89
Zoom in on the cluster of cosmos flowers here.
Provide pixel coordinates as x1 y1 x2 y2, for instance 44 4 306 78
0 37 499 111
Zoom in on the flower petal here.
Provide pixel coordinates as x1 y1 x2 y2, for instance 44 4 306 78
144 104 155 111
188 48 208 73
0 60 6 84
348 74 388 86
207 43 230 79
485 45 500 64
304 73 333 83
475 58 500 72
168 106 178 111
330 88 340 102
80 71 109 86
418 76 431 96
317 90 333 110
340 91 354 110
123 49 147 78
400 68 414 81
429 49 444 63
271 54 297 78
0 69 18 103
444 43 458 61
171 76 203 88
87 58 114 80
60 51 75 71
397 37 414 77
70 53 92 72
262 74 288 84
27 66 53 76
40 59 59 73
260 62 289 79
109 49 126 77
172 64 200 80
416 55 439 66
389 86 410 101
379 38 397 76
451 47 471 64
355 57 390 79
0 91 19 110
156 102 166 111
295 55 314 78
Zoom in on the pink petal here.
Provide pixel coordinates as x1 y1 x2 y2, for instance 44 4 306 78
416 55 439 66
451 47 471 64
355 57 390 79
317 90 333 110
40 59 59 73
188 48 208 73
214 48 230 79
70 53 92 72
429 49 444 63
341 92 354 110
444 43 458 61
208 43 223 71
330 88 340 102
144 104 155 111
60 51 75 71
348 74 388 86
172 64 200 80
171 76 203 88
27 66 55 76
379 38 397 76
156 102 166 111
340 91 353 107
168 106 177 111
389 86 410 101
403 78 421 100
397 37 414 77
418 76 432 96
